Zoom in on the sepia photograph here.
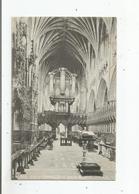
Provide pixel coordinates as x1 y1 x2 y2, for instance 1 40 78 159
11 17 116 181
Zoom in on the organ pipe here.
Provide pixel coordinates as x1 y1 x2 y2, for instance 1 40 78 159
71 74 77 96
49 72 54 95
60 68 66 95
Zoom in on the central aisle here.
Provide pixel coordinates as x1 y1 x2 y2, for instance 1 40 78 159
18 140 115 180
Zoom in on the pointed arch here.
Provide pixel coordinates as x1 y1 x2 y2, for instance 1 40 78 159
97 79 108 108
88 89 96 112
109 67 116 101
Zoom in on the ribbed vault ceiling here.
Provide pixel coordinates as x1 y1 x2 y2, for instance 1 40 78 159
27 17 116 77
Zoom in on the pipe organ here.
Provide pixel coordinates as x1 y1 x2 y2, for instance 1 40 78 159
48 67 77 113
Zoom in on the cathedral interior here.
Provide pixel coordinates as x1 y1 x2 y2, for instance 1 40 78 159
12 17 116 180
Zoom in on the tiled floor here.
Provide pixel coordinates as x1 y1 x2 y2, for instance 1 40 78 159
18 140 115 180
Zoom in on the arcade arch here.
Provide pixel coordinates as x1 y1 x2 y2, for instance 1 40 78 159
88 90 96 112
96 79 108 108
109 68 116 101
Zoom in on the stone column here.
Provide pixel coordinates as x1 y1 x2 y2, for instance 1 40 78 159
29 65 32 87
71 73 77 96
49 72 54 95
60 68 66 95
